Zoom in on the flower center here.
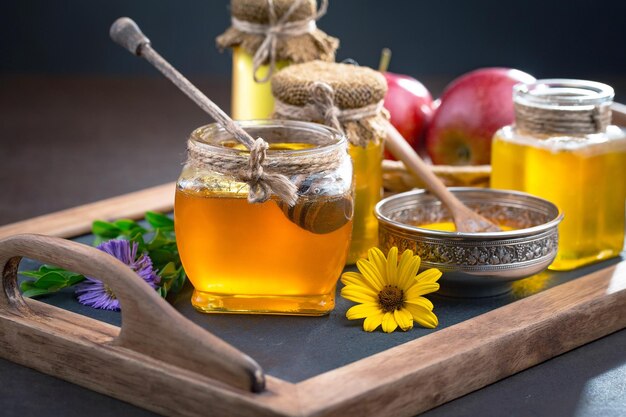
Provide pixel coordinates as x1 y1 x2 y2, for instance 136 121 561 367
104 284 117 300
378 285 404 312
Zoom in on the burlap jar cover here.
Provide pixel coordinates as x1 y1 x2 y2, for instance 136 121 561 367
271 60 390 147
216 0 339 82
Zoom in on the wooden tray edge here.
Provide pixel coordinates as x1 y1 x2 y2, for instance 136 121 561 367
1 182 625 417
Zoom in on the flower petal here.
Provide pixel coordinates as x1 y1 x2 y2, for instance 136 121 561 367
381 311 398 333
416 268 442 285
405 282 440 299
394 308 414 331
341 271 366 287
346 303 381 320
386 247 399 286
340 287 378 304
405 304 439 328
396 254 421 290
404 296 434 311
367 247 388 282
356 259 384 290
363 311 385 332
341 283 379 298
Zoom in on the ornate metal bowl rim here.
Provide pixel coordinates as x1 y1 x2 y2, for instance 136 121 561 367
375 187 564 240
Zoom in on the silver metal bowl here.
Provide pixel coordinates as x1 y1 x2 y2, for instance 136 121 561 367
375 188 563 297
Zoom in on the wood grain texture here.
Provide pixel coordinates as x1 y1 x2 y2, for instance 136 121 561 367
0 187 625 417
0 300 298 417
0 234 300 416
296 261 626 417
0 182 175 240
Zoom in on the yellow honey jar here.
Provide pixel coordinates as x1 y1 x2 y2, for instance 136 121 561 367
175 120 353 315
216 0 339 120
271 60 389 264
491 79 626 270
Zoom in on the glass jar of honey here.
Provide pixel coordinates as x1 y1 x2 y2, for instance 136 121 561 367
230 47 289 120
175 120 353 315
216 0 339 120
491 79 626 270
271 60 388 264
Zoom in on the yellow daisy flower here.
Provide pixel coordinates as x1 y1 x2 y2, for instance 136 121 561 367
341 247 441 333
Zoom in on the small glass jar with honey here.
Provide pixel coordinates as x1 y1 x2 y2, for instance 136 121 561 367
175 120 353 315
491 79 626 270
271 60 388 264
216 0 339 120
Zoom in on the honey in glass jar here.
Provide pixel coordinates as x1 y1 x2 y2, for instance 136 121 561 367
271 60 388 264
491 79 626 270
216 0 339 120
176 120 353 315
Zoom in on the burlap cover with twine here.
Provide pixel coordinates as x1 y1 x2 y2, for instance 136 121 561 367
216 0 339 82
271 60 389 147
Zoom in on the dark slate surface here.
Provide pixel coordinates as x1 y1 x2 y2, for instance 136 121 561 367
16 232 624 383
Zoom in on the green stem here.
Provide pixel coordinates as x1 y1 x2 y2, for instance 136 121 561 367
378 48 392 73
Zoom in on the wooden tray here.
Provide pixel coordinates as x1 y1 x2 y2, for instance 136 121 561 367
0 183 625 417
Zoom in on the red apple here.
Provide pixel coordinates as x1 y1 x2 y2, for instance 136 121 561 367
383 72 433 159
426 68 535 165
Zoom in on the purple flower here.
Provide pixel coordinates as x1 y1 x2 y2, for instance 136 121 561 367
75 239 159 311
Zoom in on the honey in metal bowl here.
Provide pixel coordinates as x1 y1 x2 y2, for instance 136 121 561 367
375 188 563 297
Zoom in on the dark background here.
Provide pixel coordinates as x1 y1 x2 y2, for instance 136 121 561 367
2 0 626 82
0 2 625 417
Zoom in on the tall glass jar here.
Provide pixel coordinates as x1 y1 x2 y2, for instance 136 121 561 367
216 0 339 120
175 120 353 315
491 79 626 270
231 47 288 120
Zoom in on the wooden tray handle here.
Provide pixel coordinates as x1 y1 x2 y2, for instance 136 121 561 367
0 234 265 393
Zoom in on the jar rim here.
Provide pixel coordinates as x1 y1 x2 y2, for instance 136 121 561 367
514 79 614 109
189 119 347 156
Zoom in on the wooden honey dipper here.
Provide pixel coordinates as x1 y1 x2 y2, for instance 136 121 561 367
385 124 501 233
110 17 350 234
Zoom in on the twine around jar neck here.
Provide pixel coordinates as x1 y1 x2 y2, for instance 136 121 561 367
274 81 385 146
231 0 329 83
515 100 612 136
186 128 345 203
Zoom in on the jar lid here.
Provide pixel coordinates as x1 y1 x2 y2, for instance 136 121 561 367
216 0 339 77
231 0 317 24
514 79 614 135
271 60 387 109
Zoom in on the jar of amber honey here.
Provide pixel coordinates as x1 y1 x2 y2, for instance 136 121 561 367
271 60 388 264
491 79 626 270
216 0 339 120
175 120 353 315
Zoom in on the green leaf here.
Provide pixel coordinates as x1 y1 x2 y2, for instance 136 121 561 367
113 219 144 232
23 288 55 298
20 265 65 278
92 220 121 238
148 249 175 267
20 280 36 291
172 268 187 293
157 286 167 298
147 229 170 251
19 265 86 297
33 272 68 289
145 211 174 231
68 274 86 286
124 231 144 252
